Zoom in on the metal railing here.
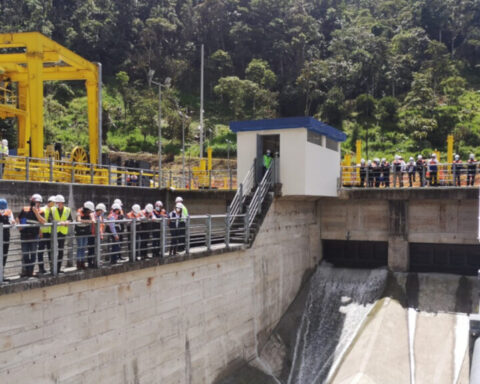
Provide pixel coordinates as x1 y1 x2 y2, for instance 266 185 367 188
0 155 237 190
0 213 247 283
228 162 255 226
247 160 275 227
341 162 480 188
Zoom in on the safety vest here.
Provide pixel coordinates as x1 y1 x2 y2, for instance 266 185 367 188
52 206 71 235
0 144 8 156
40 206 52 234
263 154 272 169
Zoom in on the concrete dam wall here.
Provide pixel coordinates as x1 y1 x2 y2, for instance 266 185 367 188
0 199 320 383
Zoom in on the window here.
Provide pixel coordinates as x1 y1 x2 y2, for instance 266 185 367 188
307 130 324 147
326 137 338 152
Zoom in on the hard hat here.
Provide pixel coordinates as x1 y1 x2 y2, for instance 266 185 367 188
83 201 95 211
418 154 422 159
95 203 107 212
175 196 183 203
266 149 271 154
0 199 7 210
381 158 386 162
367 160 372 165
175 202 183 209
145 204 154 213
111 203 121 211
1 139 7 146
394 155 399 160
409 157 414 162
360 159 365 164
470 153 475 159
31 194 43 203
432 153 436 158
114 198 123 207
155 200 163 208
455 154 460 160
48 195 56 203
374 158 380 163
55 194 65 203
132 204 141 214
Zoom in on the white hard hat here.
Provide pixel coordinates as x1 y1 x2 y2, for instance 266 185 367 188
31 193 43 203
455 154 460 160
114 199 123 207
145 204 154 213
132 204 141 214
175 202 183 209
1 139 7 146
374 158 380 163
83 201 95 211
367 160 372 165
175 196 183 203
47 195 56 202
360 159 365 164
470 153 475 159
381 158 386 162
432 153 436 158
155 200 163 208
111 203 121 211
418 154 422 159
55 194 65 203
95 203 107 212
394 155 400 160
409 157 414 161
266 149 271 154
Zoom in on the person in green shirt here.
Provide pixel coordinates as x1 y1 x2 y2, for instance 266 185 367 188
263 149 272 176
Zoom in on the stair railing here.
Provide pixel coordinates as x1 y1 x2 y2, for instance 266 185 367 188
228 161 255 226
247 159 275 228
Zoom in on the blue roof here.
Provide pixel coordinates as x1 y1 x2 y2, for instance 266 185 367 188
229 117 347 142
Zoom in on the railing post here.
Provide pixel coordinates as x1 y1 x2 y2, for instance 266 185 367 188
25 157 30 181
185 216 190 254
0 223 4 282
90 163 94 184
71 162 75 183
49 158 54 182
108 165 112 186
206 215 212 251
244 210 250 244
225 208 230 249
52 221 58 276
161 217 166 258
130 220 136 262
95 221 101 268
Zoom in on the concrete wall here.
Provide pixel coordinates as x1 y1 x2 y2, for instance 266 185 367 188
305 141 340 197
318 188 479 271
0 180 235 215
0 198 320 384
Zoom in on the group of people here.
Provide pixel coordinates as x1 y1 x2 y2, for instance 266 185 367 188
0 194 190 278
356 153 477 188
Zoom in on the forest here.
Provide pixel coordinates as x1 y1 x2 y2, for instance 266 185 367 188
1 0 480 161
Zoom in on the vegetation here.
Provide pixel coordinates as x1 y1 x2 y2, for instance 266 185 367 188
1 0 480 161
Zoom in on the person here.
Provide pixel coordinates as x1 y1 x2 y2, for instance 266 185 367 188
416 155 425 187
127 204 144 259
75 201 96 270
51 194 72 273
17 194 45 277
88 203 106 268
0 139 8 179
373 158 381 188
429 154 438 186
467 153 476 186
106 203 122 264
139 204 154 259
112 198 126 259
367 160 374 187
37 195 56 274
168 203 184 256
263 149 273 176
113 199 125 215
406 157 416 187
175 196 189 218
392 155 403 187
152 201 167 257
381 158 390 188
359 159 366 187
0 198 14 269
453 154 464 187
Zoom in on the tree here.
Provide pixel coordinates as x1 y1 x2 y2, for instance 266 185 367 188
319 87 345 128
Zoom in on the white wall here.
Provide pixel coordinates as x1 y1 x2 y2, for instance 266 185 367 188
278 129 307 196
237 132 257 183
305 141 341 197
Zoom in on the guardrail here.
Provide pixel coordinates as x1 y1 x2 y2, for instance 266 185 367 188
341 162 480 188
0 155 237 190
0 213 247 283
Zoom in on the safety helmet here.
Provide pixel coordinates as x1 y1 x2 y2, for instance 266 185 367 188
360 159 365 164
418 155 422 160
55 194 65 203
111 203 121 211
114 198 123 207
409 157 414 162
455 154 460 160
175 196 183 203
132 204 141 214
31 193 43 203
266 149 271 155
95 203 107 212
381 158 386 162
394 155 399 160
374 158 380 163
83 201 95 211
367 160 372 165
1 139 7 146
47 195 56 203
175 202 183 209
155 200 163 209
432 153 436 158
145 204 154 213
0 199 7 210
470 153 475 159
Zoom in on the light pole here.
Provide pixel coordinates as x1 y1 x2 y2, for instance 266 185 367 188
147 70 171 188
178 109 188 188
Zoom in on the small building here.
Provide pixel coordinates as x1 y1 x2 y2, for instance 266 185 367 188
230 117 347 197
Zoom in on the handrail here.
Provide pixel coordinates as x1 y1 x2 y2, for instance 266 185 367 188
247 160 274 227
228 161 255 226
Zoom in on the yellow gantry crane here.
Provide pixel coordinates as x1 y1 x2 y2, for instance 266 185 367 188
0 32 102 164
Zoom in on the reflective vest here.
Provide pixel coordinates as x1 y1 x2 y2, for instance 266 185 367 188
263 154 272 169
52 206 71 235
40 206 52 234
0 144 8 156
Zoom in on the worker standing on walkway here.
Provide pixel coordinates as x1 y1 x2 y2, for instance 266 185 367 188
127 204 144 260
367 160 374 187
453 154 464 187
75 201 96 270
51 194 72 273
168 203 184 256
152 201 166 258
263 149 272 176
381 158 390 188
17 194 45 277
88 203 106 267
38 195 56 274
0 198 14 269
467 154 477 186
175 196 189 218
359 159 366 187
416 155 425 186
429 154 438 186
0 139 8 179
107 203 122 264
406 157 416 187
392 155 403 187
139 204 154 259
